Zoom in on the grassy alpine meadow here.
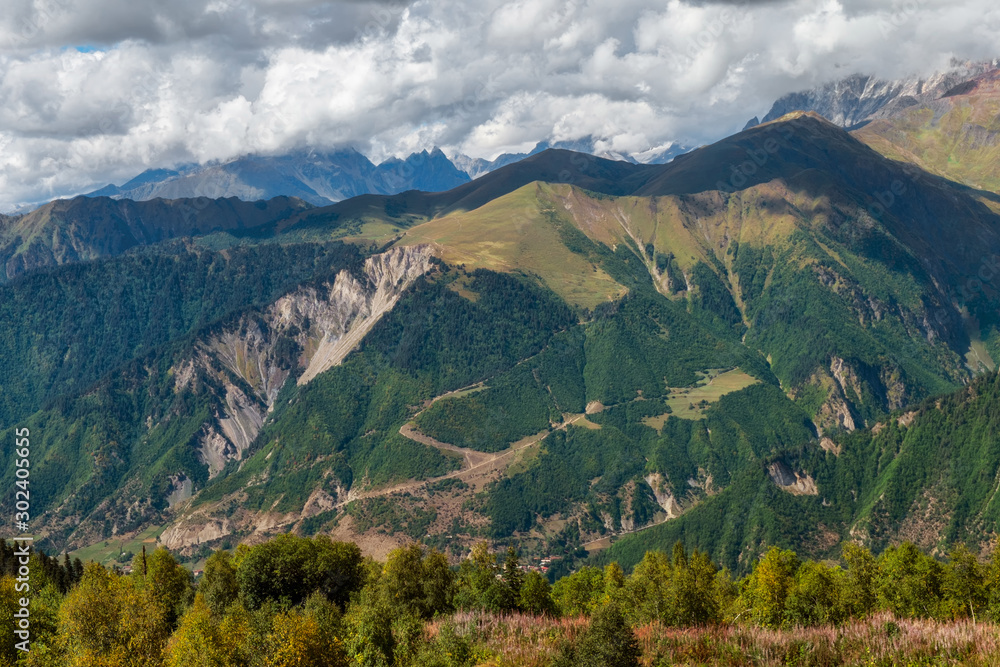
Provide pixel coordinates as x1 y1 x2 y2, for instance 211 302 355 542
634 617 1000 667
659 368 761 422
422 612 1000 667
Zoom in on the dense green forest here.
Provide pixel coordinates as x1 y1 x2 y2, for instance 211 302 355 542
0 242 361 428
6 534 1000 666
735 232 962 424
599 370 1000 572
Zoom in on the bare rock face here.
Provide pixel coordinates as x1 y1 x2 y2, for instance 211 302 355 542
298 245 433 384
829 400 857 432
802 354 913 436
160 518 232 550
301 486 338 518
174 354 269 479
819 437 843 456
644 473 683 519
211 327 291 407
830 356 865 404
166 475 194 508
880 366 909 412
167 245 434 483
798 368 858 435
198 427 240 479
767 461 819 496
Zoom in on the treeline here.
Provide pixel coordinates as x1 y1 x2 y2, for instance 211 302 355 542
0 541 82 595
570 541 1000 628
5 534 1000 667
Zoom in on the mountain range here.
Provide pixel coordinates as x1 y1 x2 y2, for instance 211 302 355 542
85 148 472 207
4 58 987 221
2 63 1000 577
79 137 693 212
11 59 984 221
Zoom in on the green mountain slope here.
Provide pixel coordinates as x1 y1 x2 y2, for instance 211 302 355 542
150 244 788 561
0 242 359 429
397 113 1000 432
600 370 1000 573
264 148 660 247
0 195 311 280
3 111 1000 573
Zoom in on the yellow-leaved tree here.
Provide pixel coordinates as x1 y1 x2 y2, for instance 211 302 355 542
266 609 337 667
58 561 170 667
132 548 194 628
163 594 241 667
734 547 799 629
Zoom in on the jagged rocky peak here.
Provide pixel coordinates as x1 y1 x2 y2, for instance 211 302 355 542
87 149 472 207
760 59 1000 127
365 243 435 288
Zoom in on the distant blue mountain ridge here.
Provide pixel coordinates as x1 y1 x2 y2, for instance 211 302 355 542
86 148 471 206
86 139 693 206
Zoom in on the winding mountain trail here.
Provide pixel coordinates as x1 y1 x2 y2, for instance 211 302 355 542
398 423 494 468
412 381 486 416
334 412 592 509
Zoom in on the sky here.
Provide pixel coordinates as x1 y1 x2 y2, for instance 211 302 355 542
0 0 998 210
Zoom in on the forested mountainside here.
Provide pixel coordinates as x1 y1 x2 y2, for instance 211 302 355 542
0 242 362 429
0 195 311 280
1 106 999 576
599 369 1000 570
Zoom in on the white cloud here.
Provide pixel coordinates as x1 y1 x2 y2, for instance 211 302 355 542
0 0 998 209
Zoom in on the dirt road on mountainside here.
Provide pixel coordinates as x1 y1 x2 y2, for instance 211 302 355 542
334 413 591 508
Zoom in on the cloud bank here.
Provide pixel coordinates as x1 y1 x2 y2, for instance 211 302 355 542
0 0 998 209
